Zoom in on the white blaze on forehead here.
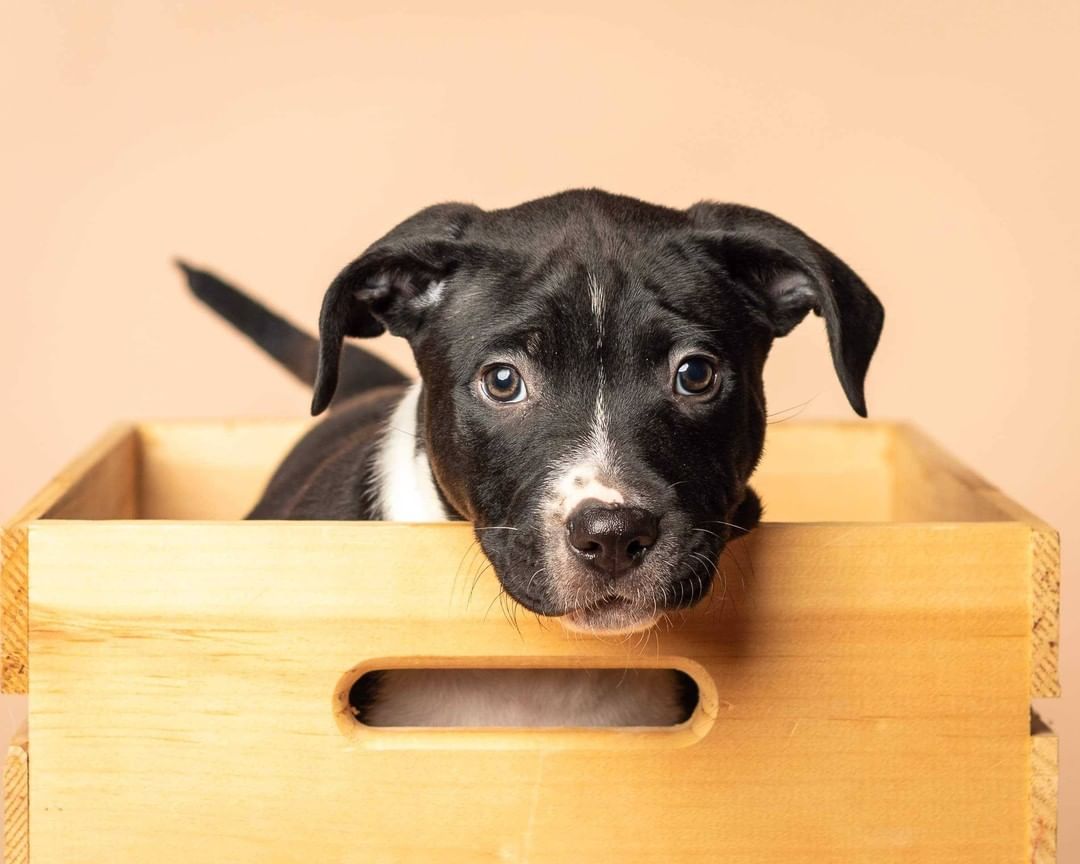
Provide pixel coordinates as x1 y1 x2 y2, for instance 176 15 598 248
587 271 606 346
546 272 625 519
585 271 613 478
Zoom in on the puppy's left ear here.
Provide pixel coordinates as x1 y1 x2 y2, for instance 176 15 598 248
687 202 885 417
313 202 484 415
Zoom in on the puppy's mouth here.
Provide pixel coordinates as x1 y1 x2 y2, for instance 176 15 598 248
555 562 718 634
560 596 661 635
476 523 724 635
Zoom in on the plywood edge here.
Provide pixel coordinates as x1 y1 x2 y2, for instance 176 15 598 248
1 423 138 693
0 524 30 694
1029 527 1061 698
1029 731 1058 864
4 728 28 864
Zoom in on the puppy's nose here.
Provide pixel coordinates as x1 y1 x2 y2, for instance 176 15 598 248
566 503 659 574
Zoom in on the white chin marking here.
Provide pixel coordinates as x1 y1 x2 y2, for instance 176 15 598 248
374 382 449 522
560 608 661 636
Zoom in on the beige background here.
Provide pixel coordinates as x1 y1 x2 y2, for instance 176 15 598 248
1 1 1075 858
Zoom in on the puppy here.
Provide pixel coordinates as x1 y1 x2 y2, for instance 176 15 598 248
182 188 883 726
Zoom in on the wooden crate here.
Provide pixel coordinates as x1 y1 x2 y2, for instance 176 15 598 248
0 420 1060 863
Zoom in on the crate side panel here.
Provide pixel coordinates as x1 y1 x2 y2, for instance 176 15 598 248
751 422 894 521
1 425 137 693
889 425 1020 522
28 521 1034 863
887 428 1060 696
136 420 310 519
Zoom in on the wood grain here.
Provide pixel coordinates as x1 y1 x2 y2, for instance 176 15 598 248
3 421 1058 861
136 419 311 520
887 424 1060 697
1 424 137 693
4 729 28 864
1028 530 1061 699
1029 732 1058 864
28 519 1039 863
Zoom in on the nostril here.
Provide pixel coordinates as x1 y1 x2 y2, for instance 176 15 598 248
566 519 600 556
626 538 648 558
566 503 661 573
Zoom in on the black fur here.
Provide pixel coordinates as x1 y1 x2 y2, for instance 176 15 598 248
178 261 408 401
186 188 883 630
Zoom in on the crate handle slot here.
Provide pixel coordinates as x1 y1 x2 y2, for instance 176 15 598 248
333 660 719 750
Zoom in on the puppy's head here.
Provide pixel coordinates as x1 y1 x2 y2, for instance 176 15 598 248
313 190 883 634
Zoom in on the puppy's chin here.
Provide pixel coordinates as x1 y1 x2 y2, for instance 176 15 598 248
560 599 660 636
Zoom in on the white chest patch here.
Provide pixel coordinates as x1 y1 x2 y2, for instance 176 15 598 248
373 382 449 522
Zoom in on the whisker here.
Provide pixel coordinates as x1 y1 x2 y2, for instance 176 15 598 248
527 567 546 595
702 519 752 534
450 538 481 603
714 567 728 616
501 591 523 637
732 541 757 609
467 561 494 607
767 394 819 425
484 588 504 620
728 546 750 597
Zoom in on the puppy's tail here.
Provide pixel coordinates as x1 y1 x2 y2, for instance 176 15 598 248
176 260 409 398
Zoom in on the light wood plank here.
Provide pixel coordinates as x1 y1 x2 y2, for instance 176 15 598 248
4 728 28 864
753 421 895 521
1029 732 1058 864
1 424 137 693
28 520 1036 863
888 425 1060 697
136 419 311 520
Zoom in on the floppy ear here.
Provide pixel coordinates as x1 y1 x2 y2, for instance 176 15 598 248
687 202 884 417
312 202 483 415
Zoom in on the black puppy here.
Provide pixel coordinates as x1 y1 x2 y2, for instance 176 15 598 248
182 188 883 725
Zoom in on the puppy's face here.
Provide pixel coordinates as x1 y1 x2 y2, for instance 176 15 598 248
313 191 883 634
421 254 770 634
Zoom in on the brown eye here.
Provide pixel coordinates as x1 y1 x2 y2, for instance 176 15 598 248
674 355 718 396
481 364 528 403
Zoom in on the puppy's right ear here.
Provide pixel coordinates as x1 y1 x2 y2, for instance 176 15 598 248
687 202 884 417
312 203 483 415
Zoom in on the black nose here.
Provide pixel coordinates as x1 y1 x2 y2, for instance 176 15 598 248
567 503 660 574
